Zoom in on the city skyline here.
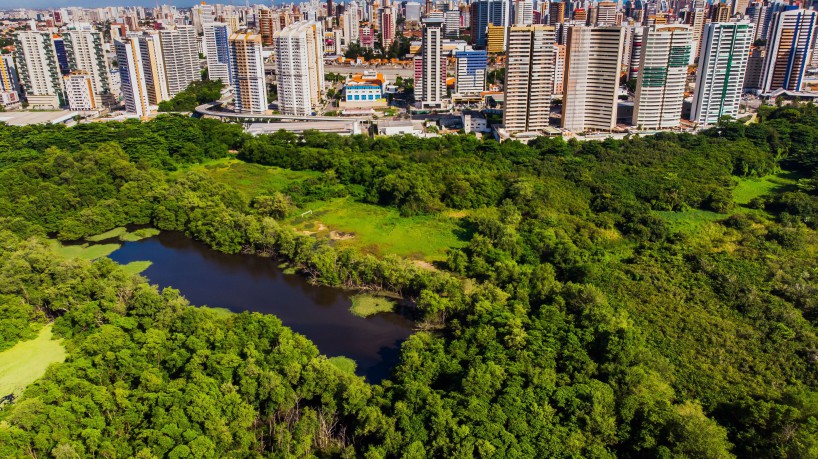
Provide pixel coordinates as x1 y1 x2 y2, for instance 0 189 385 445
1 0 425 9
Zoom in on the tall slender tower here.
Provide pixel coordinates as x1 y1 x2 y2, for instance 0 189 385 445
275 21 325 115
62 25 114 106
633 24 692 129
691 22 754 126
503 24 555 134
13 30 63 108
761 8 817 92
419 17 446 109
115 37 151 116
229 32 267 114
204 23 233 85
137 32 170 106
562 26 625 132
159 25 200 97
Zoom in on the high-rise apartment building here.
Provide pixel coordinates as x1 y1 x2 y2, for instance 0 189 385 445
63 72 96 110
633 24 692 129
688 8 707 61
159 25 200 97
691 22 754 126
742 46 764 94
487 24 507 52
275 21 325 115
344 2 361 43
418 18 446 109
760 8 817 92
503 25 555 134
62 25 114 106
444 10 461 37
0 55 20 96
712 2 732 22
454 50 487 94
562 26 625 132
204 23 232 85
229 32 267 114
732 0 750 17
514 0 534 25
629 25 644 79
549 2 566 25
258 7 275 45
13 30 63 108
595 2 618 25
553 43 566 95
115 37 151 116
574 8 588 23
379 6 397 47
137 32 170 106
470 0 510 46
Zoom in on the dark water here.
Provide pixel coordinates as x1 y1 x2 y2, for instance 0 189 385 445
107 232 414 383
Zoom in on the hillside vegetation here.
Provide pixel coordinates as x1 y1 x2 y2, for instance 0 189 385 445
0 105 817 457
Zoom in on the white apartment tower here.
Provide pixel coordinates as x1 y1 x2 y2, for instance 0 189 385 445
137 32 170 106
419 18 446 109
344 2 360 43
62 25 114 106
63 72 96 110
229 32 268 114
514 0 534 25
691 22 754 126
633 25 692 129
204 23 233 85
275 21 325 116
158 25 200 97
13 30 63 108
115 37 151 116
595 2 618 25
562 26 625 132
503 25 555 134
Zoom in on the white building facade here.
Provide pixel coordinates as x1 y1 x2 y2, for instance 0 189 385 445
691 22 754 126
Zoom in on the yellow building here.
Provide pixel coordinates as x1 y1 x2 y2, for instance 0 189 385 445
487 24 506 53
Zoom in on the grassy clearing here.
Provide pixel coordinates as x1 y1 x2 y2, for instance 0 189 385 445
192 159 468 261
349 294 396 317
120 228 160 242
191 158 321 197
86 227 160 243
0 324 65 398
294 198 467 261
328 356 357 375
732 173 798 205
86 227 128 242
121 261 152 275
50 240 121 261
655 209 725 234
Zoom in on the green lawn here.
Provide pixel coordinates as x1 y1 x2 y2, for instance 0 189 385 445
293 198 467 261
0 324 65 398
328 356 357 375
350 294 396 317
655 209 725 233
191 158 321 197
193 158 467 261
732 173 798 206
121 261 152 275
86 227 160 243
120 228 160 242
50 240 121 261
86 227 129 242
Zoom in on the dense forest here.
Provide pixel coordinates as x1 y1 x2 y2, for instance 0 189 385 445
0 105 817 458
